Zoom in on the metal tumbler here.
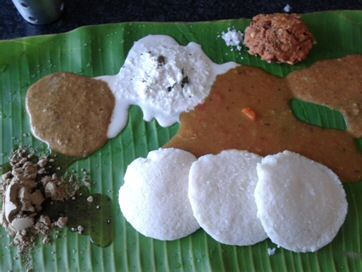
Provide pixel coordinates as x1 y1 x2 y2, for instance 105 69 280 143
11 0 64 25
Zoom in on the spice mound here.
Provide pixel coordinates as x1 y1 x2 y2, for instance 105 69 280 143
244 13 314 64
0 149 76 253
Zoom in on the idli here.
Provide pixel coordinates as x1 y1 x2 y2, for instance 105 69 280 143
188 150 267 246
255 151 348 253
119 148 199 240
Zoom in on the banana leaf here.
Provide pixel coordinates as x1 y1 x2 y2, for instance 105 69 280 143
0 10 361 271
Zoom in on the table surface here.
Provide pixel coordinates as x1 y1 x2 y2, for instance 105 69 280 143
0 0 362 40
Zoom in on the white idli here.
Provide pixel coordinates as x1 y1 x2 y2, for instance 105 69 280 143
118 148 199 240
188 150 267 246
255 151 348 253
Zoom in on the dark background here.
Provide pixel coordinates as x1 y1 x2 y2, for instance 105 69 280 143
1 0 362 39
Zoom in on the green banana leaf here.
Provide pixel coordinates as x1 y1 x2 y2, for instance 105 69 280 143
0 10 362 271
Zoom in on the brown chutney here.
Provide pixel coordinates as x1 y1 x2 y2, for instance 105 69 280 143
167 57 362 182
26 72 115 158
288 55 362 138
